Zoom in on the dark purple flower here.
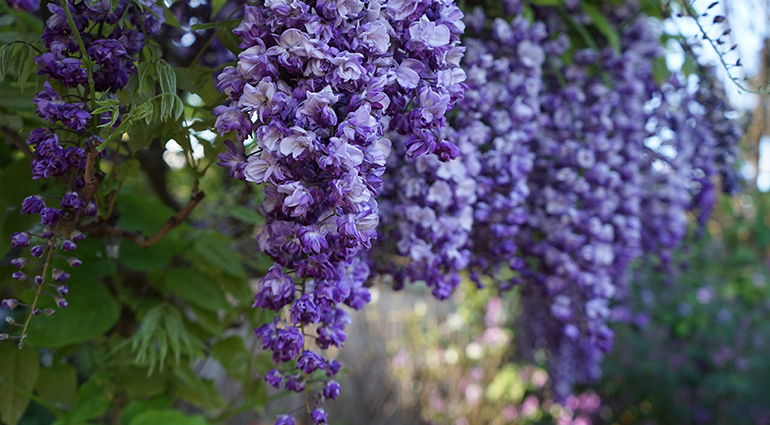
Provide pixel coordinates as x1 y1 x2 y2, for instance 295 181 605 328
33 82 91 131
216 140 247 180
84 201 98 216
40 208 62 226
56 285 69 295
61 240 77 251
1 299 19 309
11 232 31 248
311 408 327 425
7 0 38 12
12 272 28 281
264 369 283 388
326 359 341 376
52 268 69 283
36 54 89 87
290 294 321 324
253 264 296 311
275 415 295 425
61 192 85 213
323 380 340 400
272 326 304 363
11 258 29 269
30 245 45 257
284 374 305 392
65 148 87 170
297 350 326 374
21 195 46 215
68 257 82 267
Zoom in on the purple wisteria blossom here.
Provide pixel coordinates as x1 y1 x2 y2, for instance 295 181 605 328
214 0 466 422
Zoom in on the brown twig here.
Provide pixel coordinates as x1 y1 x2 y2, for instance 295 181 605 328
81 143 105 204
80 190 205 248
137 190 204 247
2 126 34 161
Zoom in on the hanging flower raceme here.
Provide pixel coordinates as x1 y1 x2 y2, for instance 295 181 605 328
370 7 546 300
511 10 660 399
3 0 162 346
370 0 743 401
639 68 741 271
214 0 466 422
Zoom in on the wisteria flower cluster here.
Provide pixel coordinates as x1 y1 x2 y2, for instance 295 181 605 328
370 0 743 400
513 12 661 398
373 132 478 300
4 0 163 344
372 9 547 301
640 69 741 270
214 0 466 422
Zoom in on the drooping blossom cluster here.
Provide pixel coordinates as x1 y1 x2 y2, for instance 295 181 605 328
370 0 743 400
214 0 466 423
512 11 661 398
639 69 741 271
3 0 163 344
372 132 478 300
6 0 38 13
461 11 546 291
371 8 546 300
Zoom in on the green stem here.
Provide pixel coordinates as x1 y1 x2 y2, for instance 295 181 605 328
677 0 763 94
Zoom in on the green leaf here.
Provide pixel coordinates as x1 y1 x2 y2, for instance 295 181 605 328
0 345 40 425
116 193 177 234
229 205 264 225
119 238 184 271
129 409 211 425
174 67 213 94
0 16 15 27
211 0 227 15
16 48 35 92
174 366 227 410
136 62 155 97
155 60 179 121
34 364 77 408
0 42 13 83
127 304 204 375
193 232 246 278
24 279 120 348
163 268 231 312
652 56 670 85
53 374 113 425
91 98 119 116
111 365 167 399
163 7 183 29
0 158 41 206
0 196 8 258
216 21 243 55
682 55 698 76
211 337 249 379
0 114 22 130
186 305 226 336
581 2 621 53
190 19 241 31
115 158 141 181
120 397 173 425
